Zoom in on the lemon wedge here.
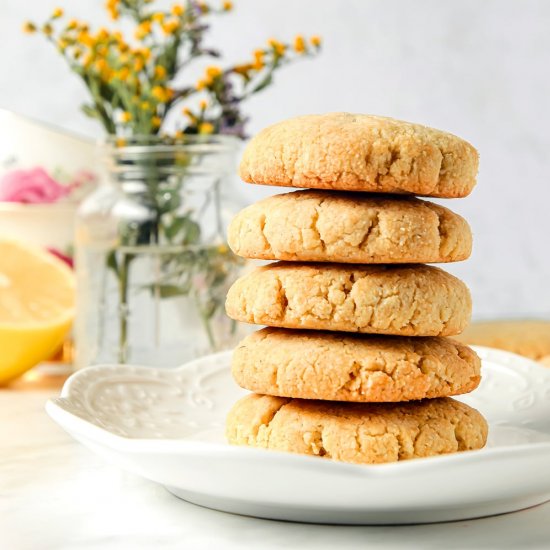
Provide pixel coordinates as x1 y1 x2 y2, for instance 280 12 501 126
0 240 75 385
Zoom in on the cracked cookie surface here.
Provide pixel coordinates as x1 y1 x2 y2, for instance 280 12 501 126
226 394 488 464
225 262 471 336
239 113 478 198
228 190 471 264
232 328 481 402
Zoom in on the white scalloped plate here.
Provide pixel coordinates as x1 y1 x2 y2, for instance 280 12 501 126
46 347 550 525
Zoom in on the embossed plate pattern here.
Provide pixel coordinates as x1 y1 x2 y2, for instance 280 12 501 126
47 347 550 524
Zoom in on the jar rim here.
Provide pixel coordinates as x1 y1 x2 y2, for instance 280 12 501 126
102 134 241 155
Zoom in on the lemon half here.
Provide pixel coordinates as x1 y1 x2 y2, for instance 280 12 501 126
0 240 75 385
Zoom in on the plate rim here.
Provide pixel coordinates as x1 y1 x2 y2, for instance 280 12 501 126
46 345 550 476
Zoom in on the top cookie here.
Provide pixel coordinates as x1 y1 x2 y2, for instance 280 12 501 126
239 113 478 198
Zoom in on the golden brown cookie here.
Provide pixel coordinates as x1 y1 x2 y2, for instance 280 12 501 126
456 319 550 362
226 394 488 464
228 190 471 264
239 113 478 198
225 263 471 337
232 328 481 402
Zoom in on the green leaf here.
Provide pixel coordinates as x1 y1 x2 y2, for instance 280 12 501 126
164 216 186 240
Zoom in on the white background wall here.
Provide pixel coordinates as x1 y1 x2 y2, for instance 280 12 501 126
2 0 550 318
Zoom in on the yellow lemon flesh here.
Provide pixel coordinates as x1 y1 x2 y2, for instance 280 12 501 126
0 240 75 385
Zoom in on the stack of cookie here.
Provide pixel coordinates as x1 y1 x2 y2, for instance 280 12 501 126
225 113 488 464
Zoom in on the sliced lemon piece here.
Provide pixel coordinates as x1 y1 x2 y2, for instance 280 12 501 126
0 240 75 384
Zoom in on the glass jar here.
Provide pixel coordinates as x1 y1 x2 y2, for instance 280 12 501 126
74 135 246 369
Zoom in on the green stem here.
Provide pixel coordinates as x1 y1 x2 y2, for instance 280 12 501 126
118 253 131 363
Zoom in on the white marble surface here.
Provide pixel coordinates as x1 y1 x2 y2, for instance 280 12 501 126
1 387 550 550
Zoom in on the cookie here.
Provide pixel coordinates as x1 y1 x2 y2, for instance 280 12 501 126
239 113 478 198
225 263 471 337
228 190 471 264
226 394 488 464
456 319 550 362
232 328 481 402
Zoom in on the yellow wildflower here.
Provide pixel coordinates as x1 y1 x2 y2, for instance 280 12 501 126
234 63 252 76
174 130 184 138
206 65 222 78
310 35 322 47
268 38 286 56
67 19 78 30
293 34 306 54
152 116 162 128
199 99 208 110
77 30 94 47
133 57 145 71
106 0 120 20
152 12 165 23
151 85 170 102
96 27 110 41
135 20 152 40
140 101 151 110
222 1 233 11
82 54 93 68
196 79 207 90
137 47 152 60
52 8 64 18
171 4 185 16
58 39 69 52
120 111 132 123
162 19 180 34
154 65 167 80
22 22 36 34
43 23 54 36
117 67 130 80
252 49 265 70
217 244 228 254
94 58 108 72
199 122 214 134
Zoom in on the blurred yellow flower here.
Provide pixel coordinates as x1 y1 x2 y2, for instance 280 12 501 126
154 65 167 80
293 34 305 54
22 22 36 34
135 21 152 40
43 23 54 36
162 19 180 34
196 79 207 90
152 116 162 128
198 2 209 13
152 13 165 23
217 244 228 254
52 8 64 18
67 19 78 30
182 107 193 117
171 4 185 16
199 122 214 134
77 30 94 47
310 35 322 47
206 65 222 78
117 67 130 80
199 99 208 110
268 38 285 56
222 1 233 11
140 101 151 110
120 111 132 123
134 57 145 71
151 85 171 102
